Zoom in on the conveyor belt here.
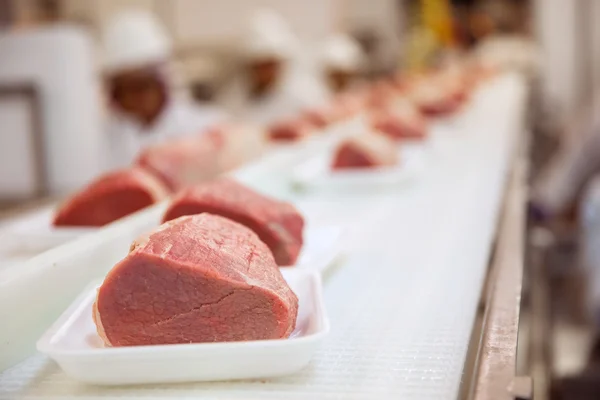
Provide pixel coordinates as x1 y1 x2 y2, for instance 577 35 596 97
0 74 527 399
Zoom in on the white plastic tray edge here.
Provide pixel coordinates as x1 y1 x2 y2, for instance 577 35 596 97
37 269 329 385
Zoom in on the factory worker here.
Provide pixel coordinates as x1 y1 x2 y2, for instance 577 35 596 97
532 100 600 337
472 1 541 83
102 9 227 169
531 99 600 220
321 34 364 94
222 9 328 125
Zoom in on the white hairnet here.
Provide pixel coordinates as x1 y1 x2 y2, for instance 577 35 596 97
243 8 298 60
102 9 171 73
321 34 363 71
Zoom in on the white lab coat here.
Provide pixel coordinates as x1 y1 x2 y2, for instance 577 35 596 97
104 99 227 170
222 64 329 126
534 98 600 327
533 98 600 215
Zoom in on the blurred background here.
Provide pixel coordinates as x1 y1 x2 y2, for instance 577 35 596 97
0 0 578 201
1 0 585 201
1 1 600 397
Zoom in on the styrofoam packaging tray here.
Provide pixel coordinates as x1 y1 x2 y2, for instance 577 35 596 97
0 206 95 262
232 115 368 201
0 197 342 372
0 204 169 372
291 144 426 191
37 268 328 385
293 225 344 272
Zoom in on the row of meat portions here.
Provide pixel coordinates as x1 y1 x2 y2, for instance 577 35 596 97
330 64 491 171
93 178 304 347
54 62 483 229
52 124 266 228
77 62 491 349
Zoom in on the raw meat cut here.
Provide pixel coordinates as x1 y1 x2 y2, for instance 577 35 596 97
370 100 427 141
392 73 410 92
303 108 331 129
436 67 470 105
135 130 224 191
466 63 497 86
302 94 364 129
137 125 267 191
269 118 313 142
332 91 366 119
367 80 398 109
408 77 464 117
163 178 304 265
332 133 398 170
53 167 169 227
93 213 299 346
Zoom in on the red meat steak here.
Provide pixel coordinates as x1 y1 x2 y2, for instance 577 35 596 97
163 179 304 266
135 131 224 191
303 108 330 128
93 214 299 346
332 133 398 170
269 119 312 142
370 100 427 141
333 92 365 119
53 168 169 227
409 81 462 117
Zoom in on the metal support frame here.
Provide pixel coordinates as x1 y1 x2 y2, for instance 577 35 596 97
469 133 532 400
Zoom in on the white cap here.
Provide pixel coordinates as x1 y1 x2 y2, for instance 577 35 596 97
321 34 363 72
243 8 297 60
102 9 172 73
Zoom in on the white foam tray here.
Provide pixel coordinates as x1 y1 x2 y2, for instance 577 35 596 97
295 225 344 271
0 116 363 270
291 144 427 191
0 204 343 372
0 207 95 267
37 268 328 385
0 74 527 399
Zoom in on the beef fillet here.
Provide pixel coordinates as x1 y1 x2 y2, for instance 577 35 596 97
53 167 169 227
370 100 427 141
332 133 398 170
268 119 313 142
93 214 299 346
135 131 225 191
163 178 304 266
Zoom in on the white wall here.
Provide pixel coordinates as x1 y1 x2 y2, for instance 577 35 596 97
60 0 339 46
60 0 342 83
533 0 580 121
0 95 38 198
162 0 338 46
0 26 104 194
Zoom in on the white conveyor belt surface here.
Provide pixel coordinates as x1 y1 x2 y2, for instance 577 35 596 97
0 74 527 399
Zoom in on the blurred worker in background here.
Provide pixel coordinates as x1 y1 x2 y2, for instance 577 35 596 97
532 103 600 222
541 107 600 394
472 2 540 83
222 8 328 125
102 9 227 169
320 34 364 94
470 0 554 179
